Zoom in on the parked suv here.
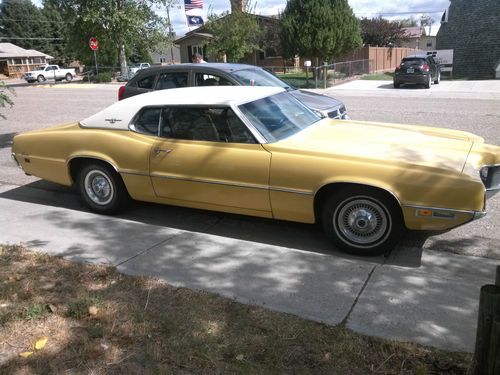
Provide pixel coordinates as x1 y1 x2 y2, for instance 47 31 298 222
118 63 349 119
393 54 440 89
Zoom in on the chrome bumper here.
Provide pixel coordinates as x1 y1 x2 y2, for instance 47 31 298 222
11 152 21 169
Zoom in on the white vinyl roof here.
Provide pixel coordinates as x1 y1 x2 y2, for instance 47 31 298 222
81 86 284 130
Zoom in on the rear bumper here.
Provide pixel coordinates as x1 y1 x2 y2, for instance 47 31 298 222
394 74 429 85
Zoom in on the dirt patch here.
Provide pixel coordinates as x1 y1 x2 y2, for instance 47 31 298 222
0 244 471 373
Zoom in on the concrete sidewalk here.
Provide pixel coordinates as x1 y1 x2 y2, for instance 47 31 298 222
1 182 498 353
317 79 500 100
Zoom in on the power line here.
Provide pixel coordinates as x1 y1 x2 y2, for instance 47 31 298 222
356 10 444 16
0 18 74 24
0 37 64 40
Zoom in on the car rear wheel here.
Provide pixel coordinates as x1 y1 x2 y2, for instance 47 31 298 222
37 75 46 83
434 71 440 85
66 73 73 82
424 75 431 89
78 162 129 214
321 187 402 256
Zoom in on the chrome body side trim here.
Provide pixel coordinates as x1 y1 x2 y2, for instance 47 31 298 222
149 172 313 195
119 169 150 177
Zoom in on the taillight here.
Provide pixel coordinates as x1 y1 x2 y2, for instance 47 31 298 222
422 64 430 72
118 85 126 101
395 65 401 72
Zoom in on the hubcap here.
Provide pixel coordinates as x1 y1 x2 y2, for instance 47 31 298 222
334 197 391 247
84 170 114 205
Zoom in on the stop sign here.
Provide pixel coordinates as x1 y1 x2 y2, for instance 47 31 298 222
89 37 99 51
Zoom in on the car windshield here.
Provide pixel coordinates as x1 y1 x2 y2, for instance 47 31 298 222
231 69 293 90
401 58 426 67
238 92 320 143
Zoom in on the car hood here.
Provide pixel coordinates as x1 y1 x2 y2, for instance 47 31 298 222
289 90 343 111
265 119 483 173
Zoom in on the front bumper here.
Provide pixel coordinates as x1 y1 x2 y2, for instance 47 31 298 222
11 152 21 168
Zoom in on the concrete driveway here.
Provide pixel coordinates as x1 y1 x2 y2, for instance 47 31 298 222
1 81 499 353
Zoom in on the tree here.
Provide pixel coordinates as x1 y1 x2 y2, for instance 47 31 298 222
45 0 170 75
420 14 433 35
360 17 409 47
40 3 71 64
0 83 14 120
280 0 362 66
0 0 52 52
205 5 262 62
400 16 418 27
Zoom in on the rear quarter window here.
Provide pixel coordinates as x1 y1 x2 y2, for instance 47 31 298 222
137 74 156 89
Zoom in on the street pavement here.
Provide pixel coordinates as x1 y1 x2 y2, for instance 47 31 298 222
1 79 499 353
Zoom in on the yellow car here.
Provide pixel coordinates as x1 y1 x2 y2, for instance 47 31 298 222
11 86 500 255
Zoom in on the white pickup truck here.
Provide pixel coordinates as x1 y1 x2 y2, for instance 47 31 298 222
24 65 76 83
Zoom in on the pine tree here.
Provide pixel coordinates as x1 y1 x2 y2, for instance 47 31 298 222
0 0 52 53
280 0 362 65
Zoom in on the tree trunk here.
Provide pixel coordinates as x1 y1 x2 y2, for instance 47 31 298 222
487 317 500 374
119 44 128 76
474 284 500 374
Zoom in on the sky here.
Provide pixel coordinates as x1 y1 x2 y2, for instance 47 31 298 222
166 0 451 37
30 0 451 38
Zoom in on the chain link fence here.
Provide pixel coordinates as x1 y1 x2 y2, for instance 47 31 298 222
267 59 372 89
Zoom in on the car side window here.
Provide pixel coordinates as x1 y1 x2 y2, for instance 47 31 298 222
161 107 256 144
155 72 188 90
137 75 155 89
130 107 161 135
195 73 233 87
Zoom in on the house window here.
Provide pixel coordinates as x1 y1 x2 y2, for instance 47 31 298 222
33 57 42 64
13 58 23 65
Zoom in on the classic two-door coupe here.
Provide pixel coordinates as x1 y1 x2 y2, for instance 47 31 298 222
11 86 500 255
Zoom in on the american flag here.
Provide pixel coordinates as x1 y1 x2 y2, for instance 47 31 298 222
184 0 203 11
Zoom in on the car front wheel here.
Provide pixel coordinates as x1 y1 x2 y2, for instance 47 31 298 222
321 187 402 256
78 162 129 214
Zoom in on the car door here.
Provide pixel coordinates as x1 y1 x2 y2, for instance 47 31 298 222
149 106 272 213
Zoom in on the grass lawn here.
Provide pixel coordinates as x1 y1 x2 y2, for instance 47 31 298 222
0 244 472 373
276 72 316 89
361 72 395 81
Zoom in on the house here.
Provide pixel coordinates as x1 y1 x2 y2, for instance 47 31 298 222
399 27 436 50
0 43 53 78
174 0 285 68
150 45 181 65
436 0 500 78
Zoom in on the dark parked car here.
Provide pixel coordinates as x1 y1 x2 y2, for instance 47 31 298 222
393 54 441 89
119 63 349 119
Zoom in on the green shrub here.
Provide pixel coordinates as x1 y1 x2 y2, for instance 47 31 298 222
93 72 112 83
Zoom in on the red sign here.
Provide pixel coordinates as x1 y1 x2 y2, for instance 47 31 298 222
89 37 99 51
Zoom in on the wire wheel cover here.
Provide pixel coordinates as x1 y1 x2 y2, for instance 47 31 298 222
84 170 114 205
334 197 391 246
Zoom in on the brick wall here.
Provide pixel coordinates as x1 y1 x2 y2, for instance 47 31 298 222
436 0 500 79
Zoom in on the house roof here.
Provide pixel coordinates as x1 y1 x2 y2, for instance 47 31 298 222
174 13 279 44
0 43 53 59
175 32 213 44
403 27 426 38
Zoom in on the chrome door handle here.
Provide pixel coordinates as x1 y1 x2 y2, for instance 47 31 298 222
153 147 173 155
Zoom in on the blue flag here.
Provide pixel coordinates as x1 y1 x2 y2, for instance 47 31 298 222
187 15 204 26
